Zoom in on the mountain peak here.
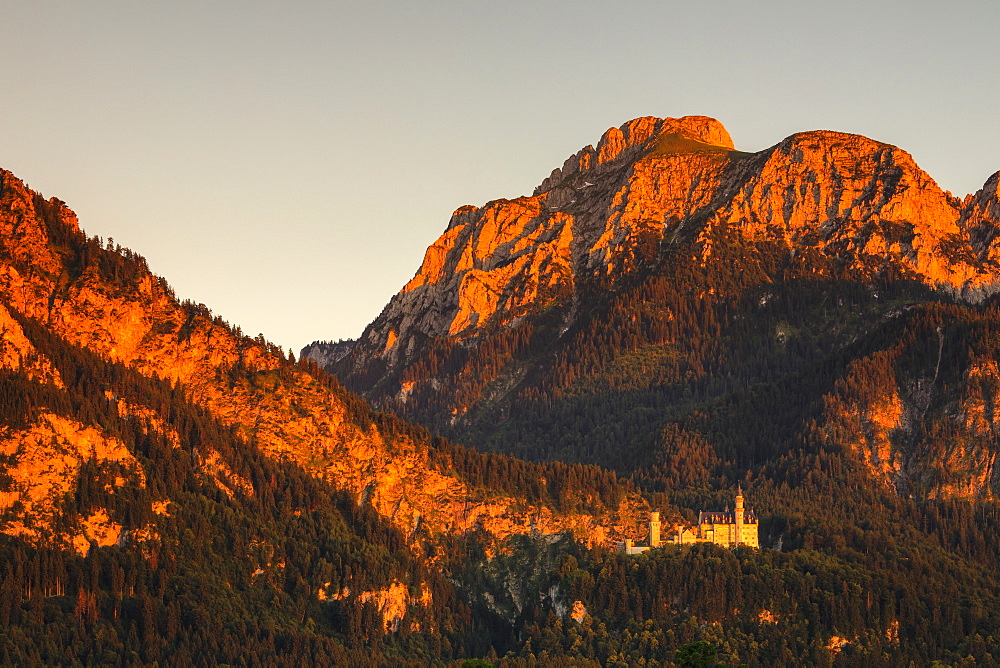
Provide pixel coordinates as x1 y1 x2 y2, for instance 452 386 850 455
316 116 1000 413
595 115 735 158
534 115 734 195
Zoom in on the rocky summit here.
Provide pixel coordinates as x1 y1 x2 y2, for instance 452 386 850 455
330 115 1000 374
315 115 1000 503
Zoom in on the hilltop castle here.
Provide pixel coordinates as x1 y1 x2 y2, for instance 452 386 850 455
621 488 759 554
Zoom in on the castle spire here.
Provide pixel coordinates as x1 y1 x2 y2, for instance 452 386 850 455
734 485 745 545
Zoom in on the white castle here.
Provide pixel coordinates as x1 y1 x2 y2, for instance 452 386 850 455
621 487 759 554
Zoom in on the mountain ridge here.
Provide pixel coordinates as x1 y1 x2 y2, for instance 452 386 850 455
0 165 651 559
311 114 1000 503
329 116 1000 376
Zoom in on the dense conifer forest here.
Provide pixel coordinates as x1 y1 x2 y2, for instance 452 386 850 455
330 231 1000 664
0 286 644 665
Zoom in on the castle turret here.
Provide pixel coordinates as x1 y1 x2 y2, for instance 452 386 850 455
735 486 744 546
649 511 661 548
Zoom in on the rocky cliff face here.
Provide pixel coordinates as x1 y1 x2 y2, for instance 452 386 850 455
0 169 648 555
962 172 1000 262
351 117 737 367
333 116 1000 380
313 115 1000 501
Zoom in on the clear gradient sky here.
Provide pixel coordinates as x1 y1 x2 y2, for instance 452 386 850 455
2 1 998 351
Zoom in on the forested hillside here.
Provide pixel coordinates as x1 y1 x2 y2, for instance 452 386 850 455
0 168 655 664
305 116 1000 664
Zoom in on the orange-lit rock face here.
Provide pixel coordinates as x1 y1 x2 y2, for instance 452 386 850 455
0 172 70 277
325 581 434 633
360 116 742 364
819 344 1000 500
0 301 63 387
0 168 646 553
400 198 574 341
344 115 1000 393
107 393 182 448
709 132 984 290
0 412 145 551
938 356 1000 500
821 354 906 486
536 115 734 193
72 509 125 557
200 449 254 500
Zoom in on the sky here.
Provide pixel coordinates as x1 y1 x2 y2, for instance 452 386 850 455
1 1 998 352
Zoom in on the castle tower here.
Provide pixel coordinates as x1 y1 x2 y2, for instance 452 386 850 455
649 511 661 548
734 486 745 546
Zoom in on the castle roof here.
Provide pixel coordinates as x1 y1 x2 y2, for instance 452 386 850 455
699 509 758 524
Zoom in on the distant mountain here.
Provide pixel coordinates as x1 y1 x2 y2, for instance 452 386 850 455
313 115 1000 501
300 338 358 369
